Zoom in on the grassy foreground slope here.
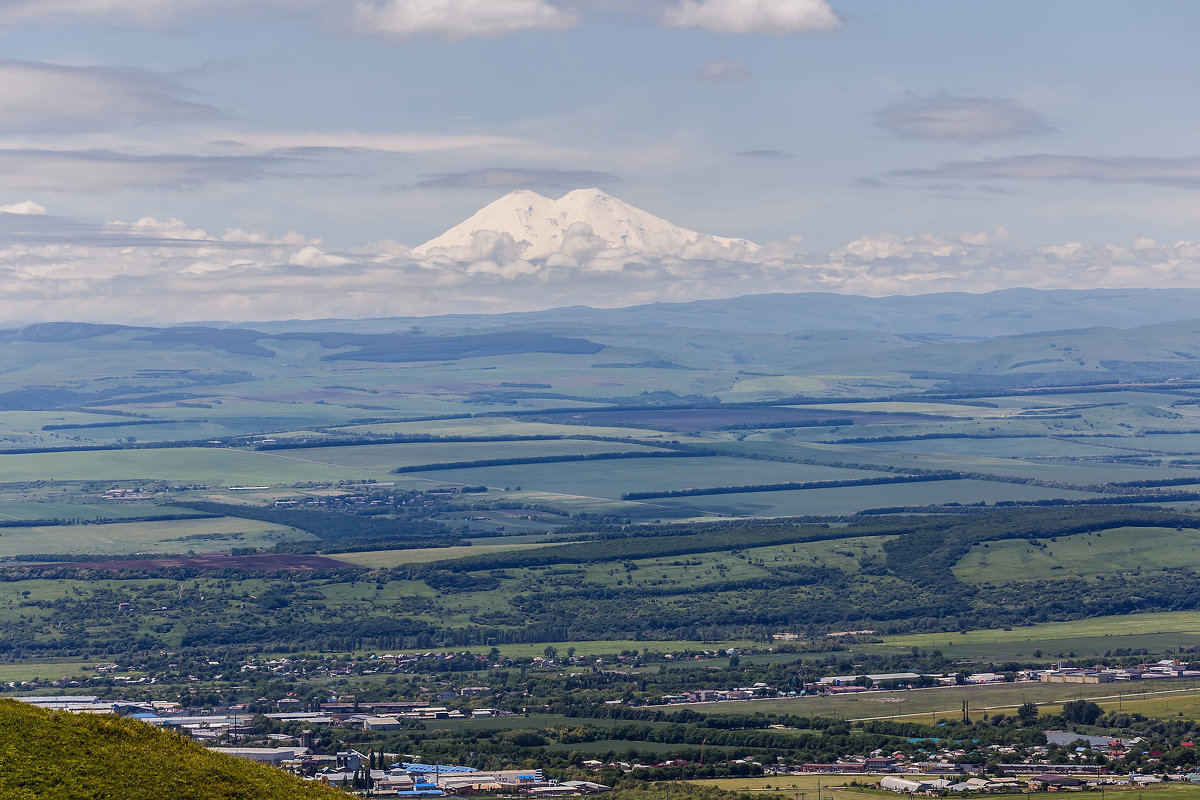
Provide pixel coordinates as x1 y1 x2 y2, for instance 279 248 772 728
0 699 339 800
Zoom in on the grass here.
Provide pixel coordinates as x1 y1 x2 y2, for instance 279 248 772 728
330 417 688 441
0 447 374 485
565 536 891 589
653 480 1100 517
0 698 341 800
0 516 311 557
881 611 1200 649
0 658 100 682
0 499 173 522
404 457 891 502
276 439 663 471
858 631 1200 661
955 526 1200 583
333 541 566 568
682 677 1200 722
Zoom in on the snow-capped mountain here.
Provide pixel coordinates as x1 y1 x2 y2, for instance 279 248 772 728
413 188 762 260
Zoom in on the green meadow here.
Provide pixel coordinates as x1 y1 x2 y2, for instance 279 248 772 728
0 516 310 557
955 526 1200 583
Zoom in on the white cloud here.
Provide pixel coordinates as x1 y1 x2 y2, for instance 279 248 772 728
695 58 752 82
0 0 575 39
350 0 578 39
0 200 47 215
876 95 1053 144
663 0 840 34
0 60 217 134
4 209 1200 325
105 216 213 240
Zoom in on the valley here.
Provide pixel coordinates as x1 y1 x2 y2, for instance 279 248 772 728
8 289 1200 796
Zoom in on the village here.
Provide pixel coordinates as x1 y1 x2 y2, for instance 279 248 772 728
14 676 1200 800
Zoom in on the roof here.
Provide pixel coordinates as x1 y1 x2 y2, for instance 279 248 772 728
403 763 477 774
1046 731 1122 748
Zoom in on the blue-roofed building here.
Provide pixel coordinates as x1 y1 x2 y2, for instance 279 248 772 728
403 763 478 774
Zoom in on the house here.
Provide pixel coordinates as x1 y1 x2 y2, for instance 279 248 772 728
364 715 404 731
1040 671 1114 684
819 672 921 686
1045 731 1122 749
881 777 933 793
558 781 612 793
1028 776 1085 791
966 672 1006 684
208 747 310 765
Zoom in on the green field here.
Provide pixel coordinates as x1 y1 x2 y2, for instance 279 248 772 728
955 526 1200 583
653 479 1101 517
405 457 892 501
0 447 374 485
682 677 1200 721
794 443 1200 485
0 516 310 557
1104 433 1200 454
0 500 173 522
276 438 663 471
857 436 1129 459
333 541 566 568
860 610 1200 660
331 417 691 441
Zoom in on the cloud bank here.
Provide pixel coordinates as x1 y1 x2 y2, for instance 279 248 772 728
0 0 839 37
1 207 1199 325
0 60 218 134
412 167 619 190
890 154 1200 189
876 95 1053 144
0 149 290 192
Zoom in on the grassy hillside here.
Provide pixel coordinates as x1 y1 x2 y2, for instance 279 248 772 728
0 699 340 800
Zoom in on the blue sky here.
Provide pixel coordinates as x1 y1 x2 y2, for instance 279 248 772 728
1 0 1198 323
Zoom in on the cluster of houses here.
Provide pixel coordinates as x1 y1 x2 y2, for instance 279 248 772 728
654 660 1200 706
792 743 1192 795
13 694 517 738
788 732 1148 785
205 757 612 797
17 697 609 798
1037 660 1200 683
879 774 1132 793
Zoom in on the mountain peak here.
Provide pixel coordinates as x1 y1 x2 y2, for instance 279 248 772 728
414 188 762 261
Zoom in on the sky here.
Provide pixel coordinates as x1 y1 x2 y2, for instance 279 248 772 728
2 0 1200 324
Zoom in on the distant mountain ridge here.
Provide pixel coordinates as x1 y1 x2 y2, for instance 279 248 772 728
413 187 763 260
244 287 1200 339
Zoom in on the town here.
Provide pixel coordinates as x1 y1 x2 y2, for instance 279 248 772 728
13 645 1200 796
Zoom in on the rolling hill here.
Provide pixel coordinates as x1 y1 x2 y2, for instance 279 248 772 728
0 699 340 800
